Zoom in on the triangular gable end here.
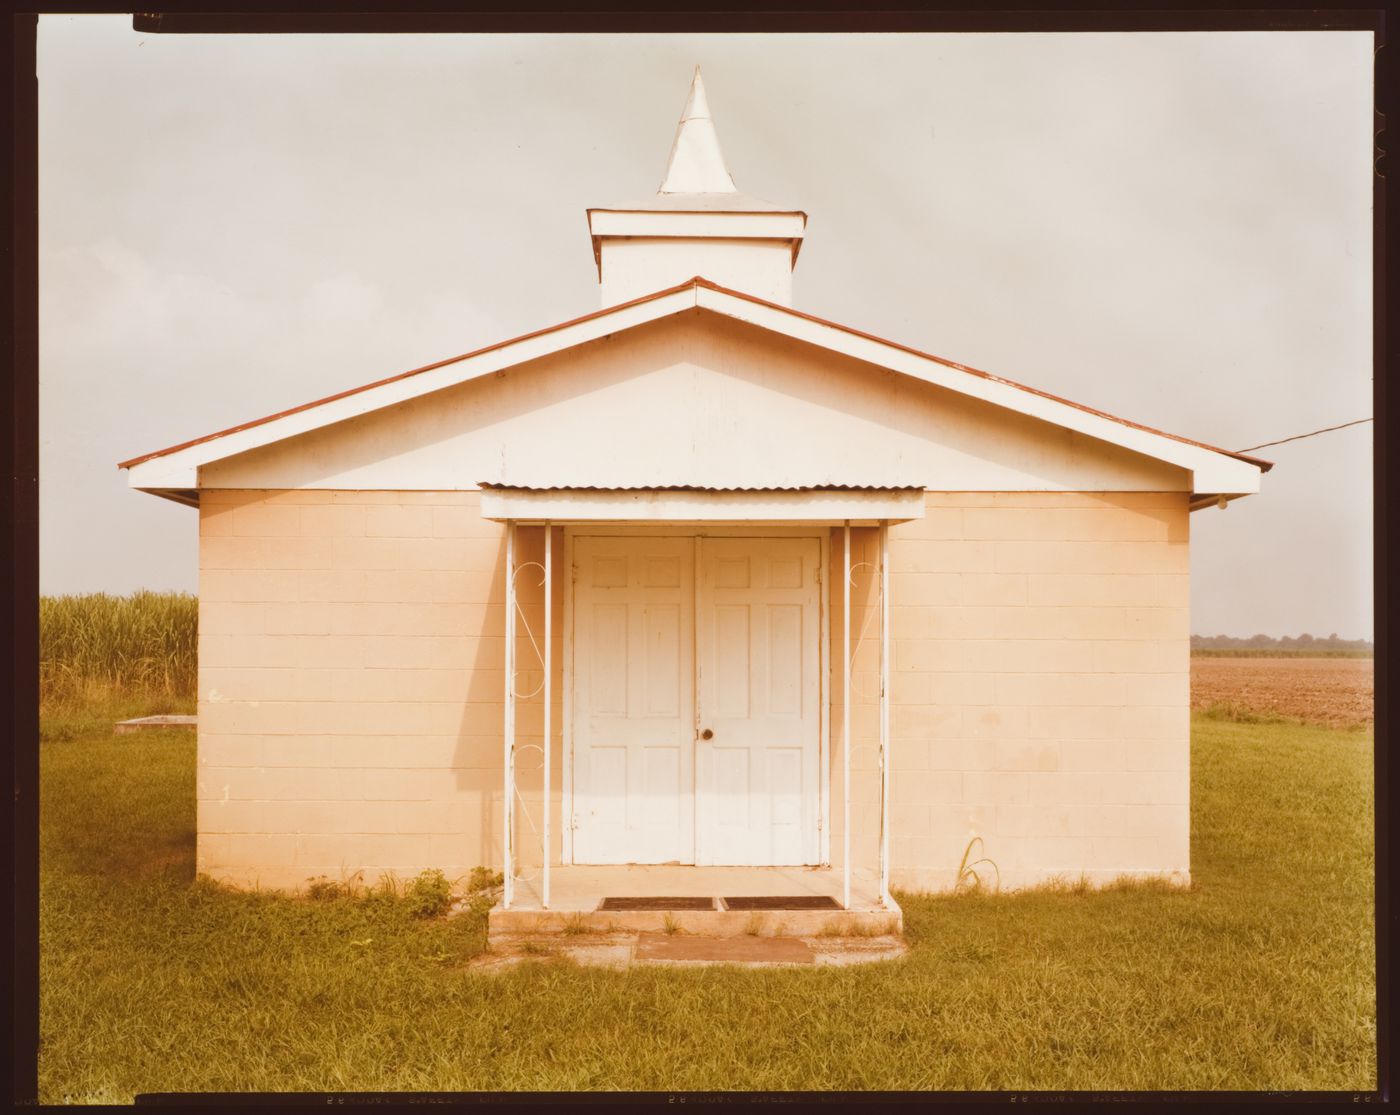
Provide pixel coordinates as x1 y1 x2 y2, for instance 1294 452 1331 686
120 279 1270 503
193 309 1190 497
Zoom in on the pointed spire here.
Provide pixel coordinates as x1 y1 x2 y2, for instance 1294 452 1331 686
659 67 737 194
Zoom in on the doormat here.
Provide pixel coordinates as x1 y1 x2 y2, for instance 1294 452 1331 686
720 896 843 911
597 896 717 911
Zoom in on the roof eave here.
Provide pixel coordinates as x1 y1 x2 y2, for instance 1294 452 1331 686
120 275 1268 496
119 279 704 475
688 282 1270 491
1188 491 1263 513
131 487 200 508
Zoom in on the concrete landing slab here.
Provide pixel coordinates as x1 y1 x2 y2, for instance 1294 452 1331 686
635 931 814 965
489 869 901 941
115 715 196 735
507 864 887 911
488 906 899 939
808 935 909 966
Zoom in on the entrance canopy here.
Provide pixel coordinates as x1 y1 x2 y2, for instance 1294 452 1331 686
494 490 900 917
478 484 925 524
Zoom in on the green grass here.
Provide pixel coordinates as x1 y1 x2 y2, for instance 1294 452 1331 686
1195 701 1298 726
39 688 197 744
39 707 1375 1099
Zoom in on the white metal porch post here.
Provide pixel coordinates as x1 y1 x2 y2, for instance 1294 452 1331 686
542 521 553 909
502 521 516 909
879 520 892 906
842 520 851 911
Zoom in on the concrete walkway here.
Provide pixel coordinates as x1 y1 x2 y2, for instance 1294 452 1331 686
468 930 908 972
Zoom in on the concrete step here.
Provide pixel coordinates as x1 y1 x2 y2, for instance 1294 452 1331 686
635 931 815 964
471 930 909 971
487 903 901 940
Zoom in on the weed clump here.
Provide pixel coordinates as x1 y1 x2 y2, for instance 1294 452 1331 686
304 875 360 901
1201 702 1292 726
954 837 1000 895
405 869 454 919
467 867 504 893
300 868 457 918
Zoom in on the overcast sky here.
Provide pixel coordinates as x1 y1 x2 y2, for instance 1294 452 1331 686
36 18 1375 638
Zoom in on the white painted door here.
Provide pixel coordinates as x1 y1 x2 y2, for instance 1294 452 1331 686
695 537 822 866
572 537 696 864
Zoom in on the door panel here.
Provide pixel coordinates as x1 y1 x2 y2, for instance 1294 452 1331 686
696 537 822 866
571 533 822 867
572 537 696 864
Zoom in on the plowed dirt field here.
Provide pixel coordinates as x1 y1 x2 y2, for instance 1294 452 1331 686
1191 656 1373 729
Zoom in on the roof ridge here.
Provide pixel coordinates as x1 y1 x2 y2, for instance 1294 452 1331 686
119 275 1271 474
688 278 1274 472
116 279 702 470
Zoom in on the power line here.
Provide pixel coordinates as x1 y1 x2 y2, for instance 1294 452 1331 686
1236 417 1372 454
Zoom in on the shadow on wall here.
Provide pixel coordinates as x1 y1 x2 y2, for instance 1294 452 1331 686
456 520 892 878
453 522 563 876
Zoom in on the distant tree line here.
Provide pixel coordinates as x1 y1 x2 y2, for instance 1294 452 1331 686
1191 632 1373 654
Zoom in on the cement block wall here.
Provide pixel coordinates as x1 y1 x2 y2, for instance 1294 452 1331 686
197 489 512 890
880 492 1191 893
197 488 1189 894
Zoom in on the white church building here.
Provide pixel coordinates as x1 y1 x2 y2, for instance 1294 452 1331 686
121 70 1269 930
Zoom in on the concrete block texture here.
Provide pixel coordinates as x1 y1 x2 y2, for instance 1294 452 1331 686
198 490 521 888
197 489 1189 895
880 492 1191 893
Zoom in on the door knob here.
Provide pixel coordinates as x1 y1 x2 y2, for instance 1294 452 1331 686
700 728 714 740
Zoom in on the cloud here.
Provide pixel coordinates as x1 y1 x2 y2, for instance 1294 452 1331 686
43 237 260 376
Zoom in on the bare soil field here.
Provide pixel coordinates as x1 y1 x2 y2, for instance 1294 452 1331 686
1191 655 1374 729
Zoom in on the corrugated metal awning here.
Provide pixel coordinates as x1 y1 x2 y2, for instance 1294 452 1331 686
477 482 924 492
478 485 926 524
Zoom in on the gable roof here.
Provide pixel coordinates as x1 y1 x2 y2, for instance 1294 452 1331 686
119 277 1271 501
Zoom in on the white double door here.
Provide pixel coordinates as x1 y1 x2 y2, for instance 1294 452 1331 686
572 534 822 866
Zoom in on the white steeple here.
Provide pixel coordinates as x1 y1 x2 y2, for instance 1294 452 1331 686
586 69 807 308
659 68 738 194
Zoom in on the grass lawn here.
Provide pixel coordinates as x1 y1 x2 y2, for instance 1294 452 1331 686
38 708 1375 1100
